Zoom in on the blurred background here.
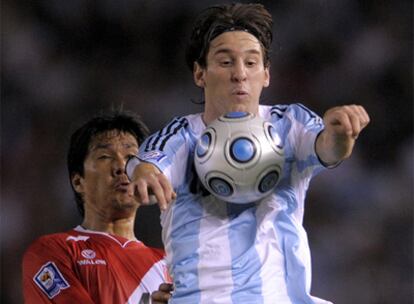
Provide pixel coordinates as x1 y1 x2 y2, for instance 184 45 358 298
1 0 412 303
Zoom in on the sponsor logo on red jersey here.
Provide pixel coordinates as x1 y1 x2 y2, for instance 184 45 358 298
77 249 107 266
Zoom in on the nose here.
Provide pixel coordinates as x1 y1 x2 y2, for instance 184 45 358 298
112 157 126 176
231 60 247 82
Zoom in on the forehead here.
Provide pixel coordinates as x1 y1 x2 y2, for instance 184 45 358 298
208 31 263 55
89 130 138 151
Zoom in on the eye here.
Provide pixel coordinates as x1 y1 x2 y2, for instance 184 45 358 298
217 57 232 67
246 60 257 67
126 154 136 161
98 155 111 160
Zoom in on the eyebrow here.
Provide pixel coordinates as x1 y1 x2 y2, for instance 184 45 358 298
212 48 262 57
90 143 138 152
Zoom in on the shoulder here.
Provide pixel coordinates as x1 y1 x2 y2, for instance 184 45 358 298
143 115 195 144
259 103 292 120
184 113 205 133
161 113 204 131
161 115 192 132
22 232 73 282
25 232 70 250
132 242 165 260
145 246 165 260
23 230 80 261
263 103 322 123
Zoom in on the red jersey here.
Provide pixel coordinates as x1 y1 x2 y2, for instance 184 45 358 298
22 226 169 304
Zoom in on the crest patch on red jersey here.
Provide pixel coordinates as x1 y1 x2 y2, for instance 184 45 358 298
33 261 70 299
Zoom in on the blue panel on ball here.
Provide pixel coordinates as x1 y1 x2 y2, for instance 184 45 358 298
258 171 279 193
268 125 283 149
224 111 249 119
196 133 211 157
230 137 255 163
209 178 233 197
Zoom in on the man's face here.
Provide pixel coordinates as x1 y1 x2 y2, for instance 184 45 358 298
194 31 270 124
73 130 139 218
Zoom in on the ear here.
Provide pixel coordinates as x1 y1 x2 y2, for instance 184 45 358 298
71 173 85 194
193 62 206 88
263 66 270 88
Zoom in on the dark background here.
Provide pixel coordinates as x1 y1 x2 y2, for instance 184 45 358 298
1 1 413 303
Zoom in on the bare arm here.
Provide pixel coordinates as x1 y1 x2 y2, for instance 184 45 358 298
131 162 176 211
316 105 370 166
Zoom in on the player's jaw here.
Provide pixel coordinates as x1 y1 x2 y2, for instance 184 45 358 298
227 99 257 114
203 94 258 124
225 89 259 114
104 174 137 209
111 178 137 204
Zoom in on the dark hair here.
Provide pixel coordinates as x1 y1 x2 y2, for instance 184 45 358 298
67 111 150 217
185 3 273 71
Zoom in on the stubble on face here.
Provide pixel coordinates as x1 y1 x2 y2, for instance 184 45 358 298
82 131 140 219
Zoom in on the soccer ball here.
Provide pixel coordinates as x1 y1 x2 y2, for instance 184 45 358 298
194 111 284 204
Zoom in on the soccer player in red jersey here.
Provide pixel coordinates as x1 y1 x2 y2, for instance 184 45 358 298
22 111 169 304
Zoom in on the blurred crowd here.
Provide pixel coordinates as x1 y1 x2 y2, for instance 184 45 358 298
1 1 412 303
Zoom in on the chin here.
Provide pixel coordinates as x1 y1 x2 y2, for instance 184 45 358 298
114 196 139 209
228 103 257 114
113 202 138 215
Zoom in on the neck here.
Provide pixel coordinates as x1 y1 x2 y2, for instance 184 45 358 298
203 101 260 125
81 216 137 240
202 111 216 126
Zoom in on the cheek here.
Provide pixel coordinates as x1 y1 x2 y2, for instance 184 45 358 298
205 70 227 86
83 173 106 197
252 71 269 88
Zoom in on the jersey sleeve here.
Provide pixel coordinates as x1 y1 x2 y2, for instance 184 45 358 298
272 103 326 175
22 236 95 304
138 116 191 188
270 103 327 221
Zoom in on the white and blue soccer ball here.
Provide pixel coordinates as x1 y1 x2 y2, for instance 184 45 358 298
194 111 284 204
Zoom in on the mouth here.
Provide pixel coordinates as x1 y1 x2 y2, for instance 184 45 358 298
114 181 131 192
231 89 249 100
232 89 248 96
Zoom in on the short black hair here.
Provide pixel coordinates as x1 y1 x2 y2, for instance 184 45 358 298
185 3 273 71
67 110 150 217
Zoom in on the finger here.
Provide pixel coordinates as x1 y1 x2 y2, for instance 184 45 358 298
147 173 168 210
355 105 370 129
158 174 176 204
135 179 150 204
327 109 353 136
158 283 174 292
346 109 362 139
346 105 370 137
151 290 172 303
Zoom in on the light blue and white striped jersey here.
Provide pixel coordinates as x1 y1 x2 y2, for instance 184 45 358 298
138 104 333 304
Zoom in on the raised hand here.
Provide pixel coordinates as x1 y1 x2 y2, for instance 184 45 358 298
316 104 370 165
130 162 176 211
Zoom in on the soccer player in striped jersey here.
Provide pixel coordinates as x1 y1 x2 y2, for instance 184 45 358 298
22 112 170 304
134 3 370 304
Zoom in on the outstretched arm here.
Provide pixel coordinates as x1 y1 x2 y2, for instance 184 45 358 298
316 104 370 166
130 162 176 211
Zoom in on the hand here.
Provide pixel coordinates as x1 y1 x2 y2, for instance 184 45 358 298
316 104 370 165
131 162 176 211
151 283 173 304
